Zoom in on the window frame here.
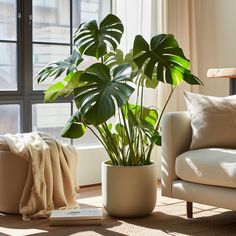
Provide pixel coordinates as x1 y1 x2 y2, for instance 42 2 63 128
0 0 111 138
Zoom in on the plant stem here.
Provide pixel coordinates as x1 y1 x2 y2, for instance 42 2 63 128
135 79 141 115
139 83 145 161
146 86 176 163
155 86 175 132
118 110 127 165
121 107 136 165
102 123 122 165
96 126 118 165
140 83 144 118
87 125 104 147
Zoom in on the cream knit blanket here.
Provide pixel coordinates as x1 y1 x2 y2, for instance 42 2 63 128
0 132 79 221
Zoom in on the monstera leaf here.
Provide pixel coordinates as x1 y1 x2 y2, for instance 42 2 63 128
44 71 82 101
36 49 83 83
74 14 124 59
104 49 158 89
61 111 86 138
74 63 134 125
123 104 158 127
104 49 126 69
133 34 202 86
128 104 158 127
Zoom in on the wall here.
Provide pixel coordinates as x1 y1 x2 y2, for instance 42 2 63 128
195 0 236 96
77 147 108 186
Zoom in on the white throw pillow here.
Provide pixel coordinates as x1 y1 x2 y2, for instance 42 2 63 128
183 91 236 150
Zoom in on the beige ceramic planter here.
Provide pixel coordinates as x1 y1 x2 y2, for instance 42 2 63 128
102 161 157 218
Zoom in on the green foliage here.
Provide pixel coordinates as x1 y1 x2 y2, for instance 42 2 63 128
74 63 134 125
44 71 82 101
36 49 83 83
74 14 124 59
61 111 86 138
133 34 202 86
36 14 202 166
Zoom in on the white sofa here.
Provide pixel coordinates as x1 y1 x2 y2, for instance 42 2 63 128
161 111 236 218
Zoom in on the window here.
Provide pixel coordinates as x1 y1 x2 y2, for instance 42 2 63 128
0 0 111 146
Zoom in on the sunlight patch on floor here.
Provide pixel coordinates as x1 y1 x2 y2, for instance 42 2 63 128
0 227 48 236
70 232 101 236
77 196 103 207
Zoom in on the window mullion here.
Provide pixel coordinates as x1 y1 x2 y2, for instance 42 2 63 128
16 0 23 133
70 0 73 54
22 0 33 132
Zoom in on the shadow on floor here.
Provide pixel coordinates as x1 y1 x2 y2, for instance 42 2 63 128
125 210 236 236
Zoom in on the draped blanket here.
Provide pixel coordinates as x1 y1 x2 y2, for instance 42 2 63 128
0 132 80 221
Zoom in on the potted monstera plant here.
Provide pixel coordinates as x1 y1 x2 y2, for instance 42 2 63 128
36 14 201 218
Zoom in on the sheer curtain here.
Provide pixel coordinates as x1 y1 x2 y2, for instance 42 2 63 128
113 0 153 52
163 0 200 112
113 0 199 178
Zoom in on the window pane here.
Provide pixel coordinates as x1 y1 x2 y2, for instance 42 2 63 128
0 104 20 134
33 44 70 90
0 0 17 40
73 0 110 33
32 103 71 144
73 128 101 147
72 103 100 147
33 0 70 43
0 42 17 91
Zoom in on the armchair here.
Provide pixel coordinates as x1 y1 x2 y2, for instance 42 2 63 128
161 111 236 218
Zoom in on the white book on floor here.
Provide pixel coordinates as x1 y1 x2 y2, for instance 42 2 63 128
50 208 103 226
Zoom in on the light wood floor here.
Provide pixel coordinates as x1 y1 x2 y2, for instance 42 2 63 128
0 185 236 235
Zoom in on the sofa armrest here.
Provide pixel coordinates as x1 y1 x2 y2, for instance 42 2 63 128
161 111 192 197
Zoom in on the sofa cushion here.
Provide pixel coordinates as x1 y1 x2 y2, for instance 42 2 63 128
175 148 236 189
183 91 236 150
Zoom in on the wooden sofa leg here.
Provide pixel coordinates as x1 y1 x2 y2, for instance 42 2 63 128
186 201 193 218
